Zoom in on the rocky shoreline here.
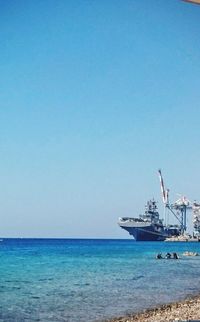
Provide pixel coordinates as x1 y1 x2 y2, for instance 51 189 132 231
104 295 200 322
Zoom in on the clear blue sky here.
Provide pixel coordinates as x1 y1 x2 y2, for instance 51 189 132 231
0 0 200 238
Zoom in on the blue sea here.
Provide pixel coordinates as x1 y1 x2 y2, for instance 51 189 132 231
0 239 200 322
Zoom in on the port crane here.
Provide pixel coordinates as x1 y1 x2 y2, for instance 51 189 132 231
158 169 192 235
193 202 200 237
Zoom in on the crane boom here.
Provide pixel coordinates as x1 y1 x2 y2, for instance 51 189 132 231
158 169 167 204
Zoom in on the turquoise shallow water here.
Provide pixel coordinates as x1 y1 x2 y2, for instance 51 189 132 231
0 239 200 321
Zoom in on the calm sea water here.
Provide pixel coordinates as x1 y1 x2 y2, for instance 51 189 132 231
0 239 200 321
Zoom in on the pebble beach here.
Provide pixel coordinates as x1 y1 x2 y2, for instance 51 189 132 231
105 296 200 322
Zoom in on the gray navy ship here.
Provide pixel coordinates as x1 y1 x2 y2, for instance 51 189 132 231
118 170 197 241
118 199 181 241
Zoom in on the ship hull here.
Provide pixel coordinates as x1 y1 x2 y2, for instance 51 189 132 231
120 225 166 241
